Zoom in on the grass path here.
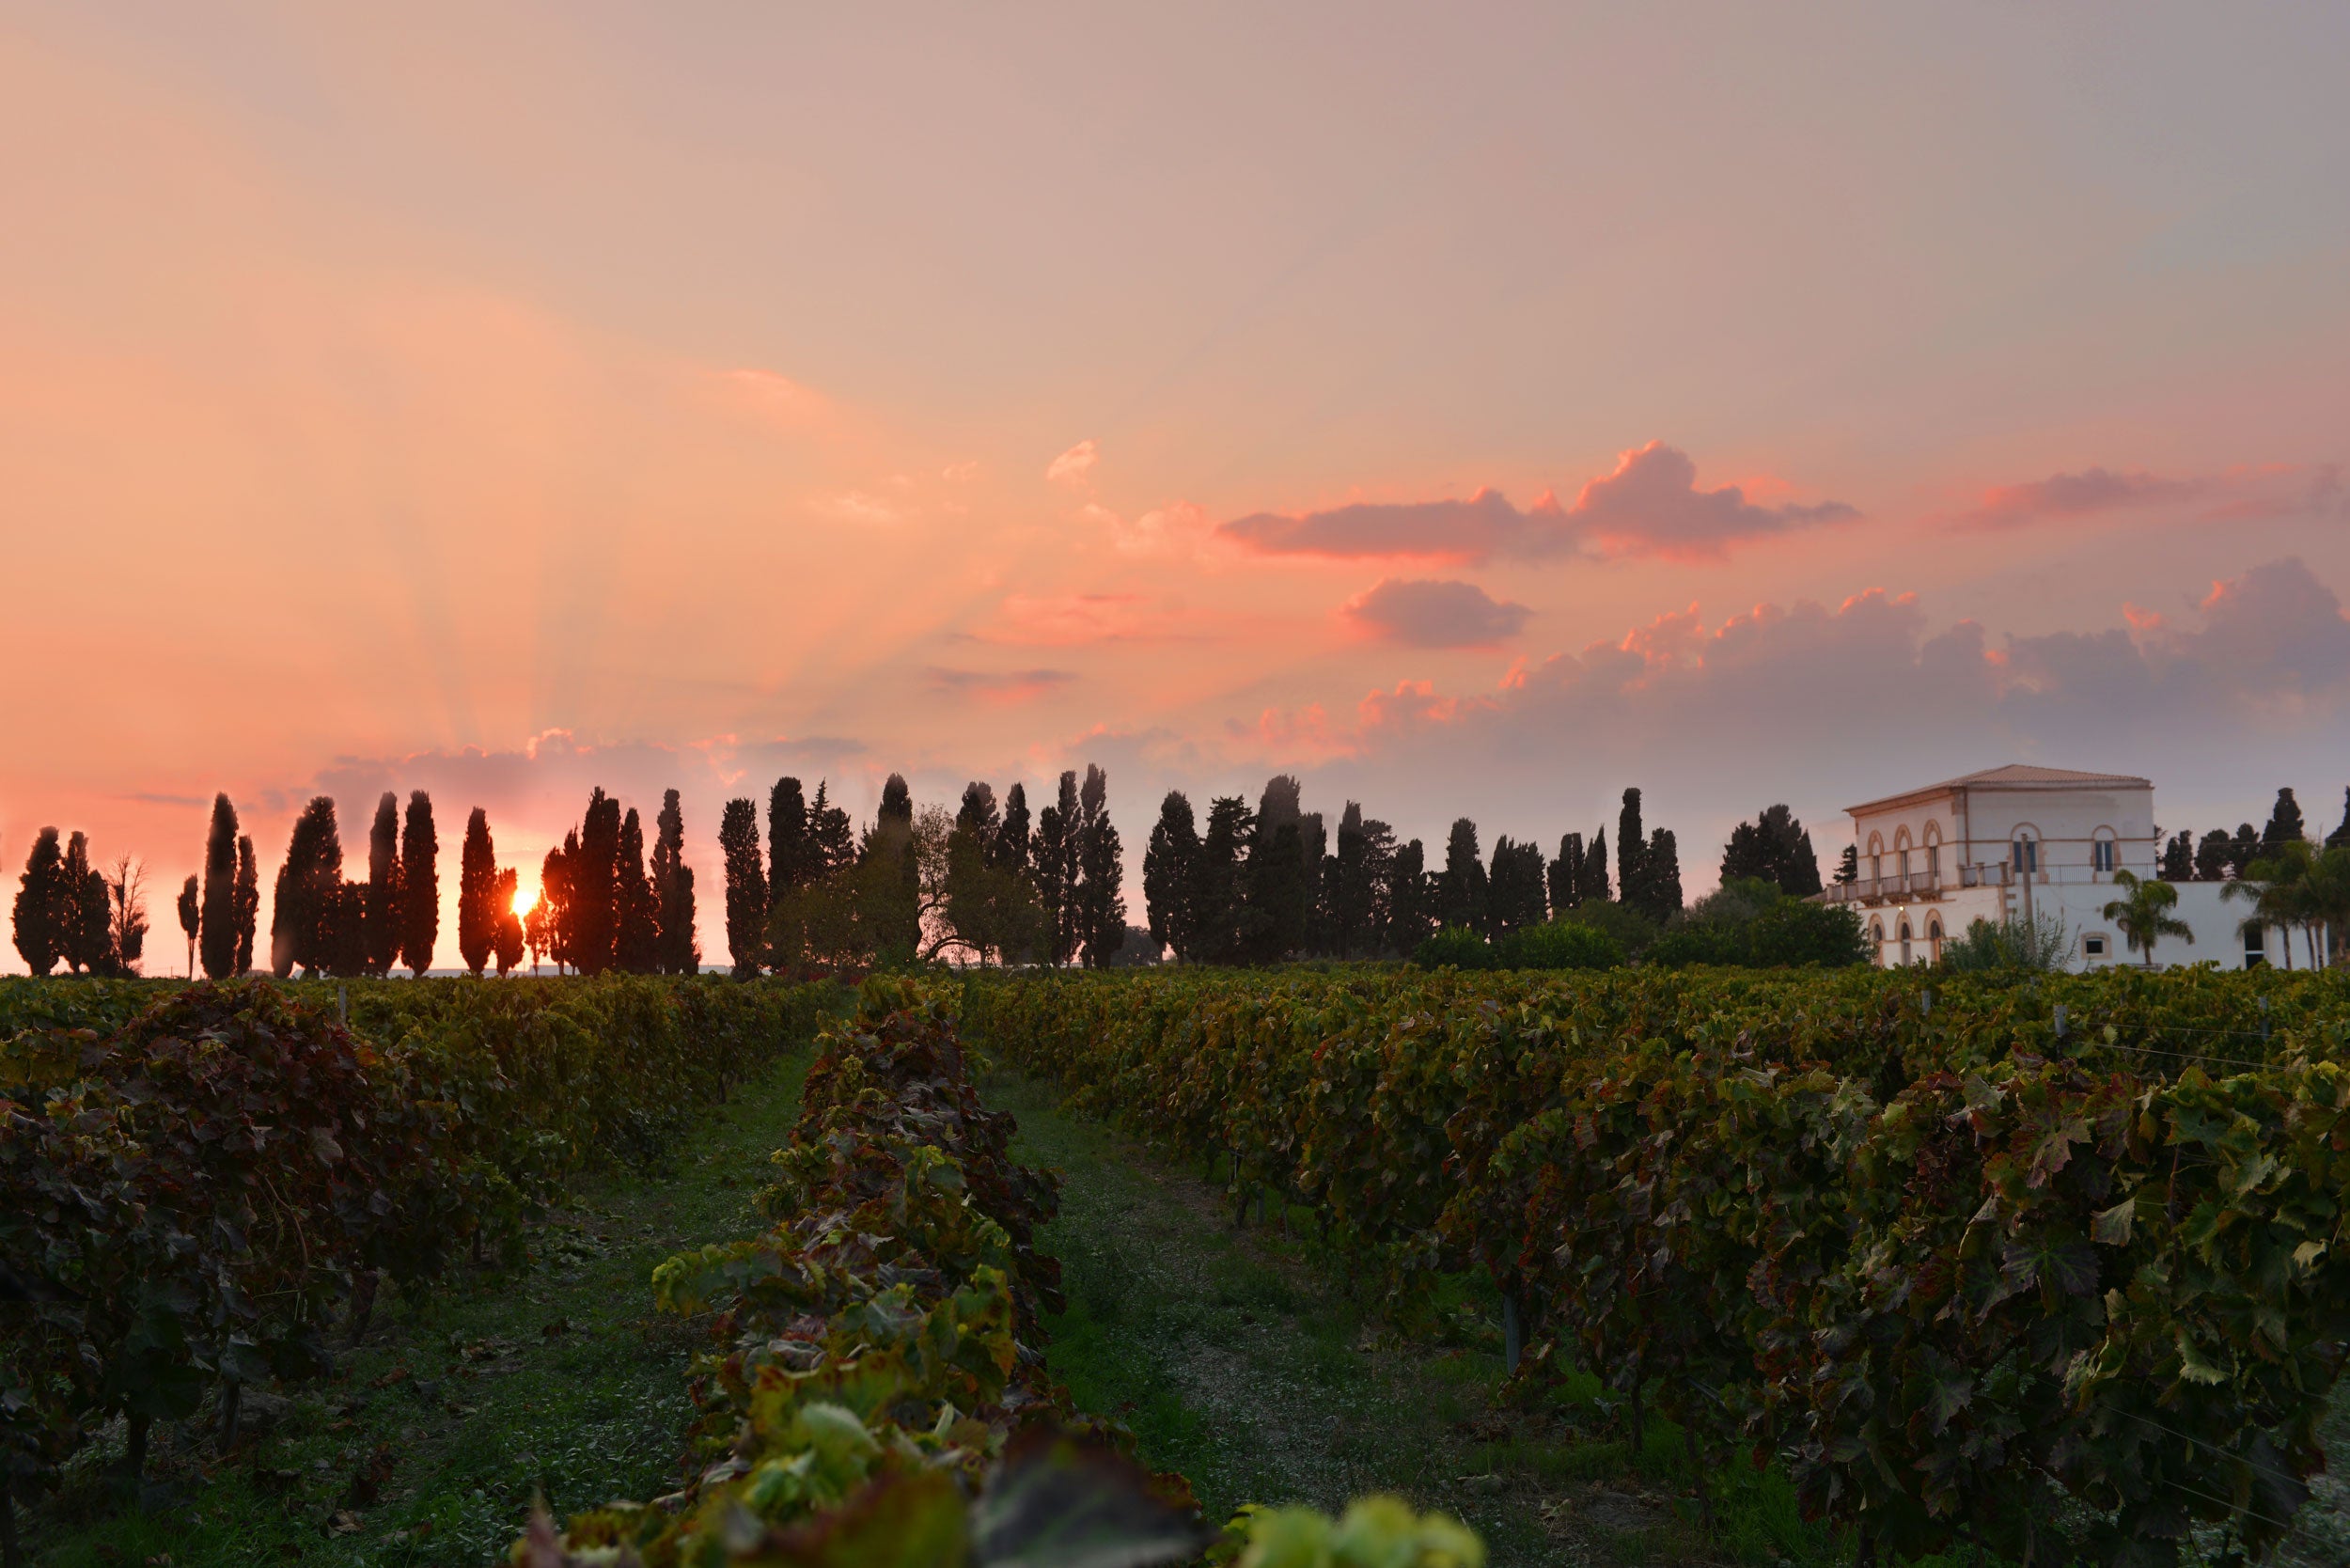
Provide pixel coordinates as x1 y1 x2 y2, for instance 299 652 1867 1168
25 1048 813 1568
986 1067 1835 1568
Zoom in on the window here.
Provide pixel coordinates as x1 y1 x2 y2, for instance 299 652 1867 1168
2092 839 2117 872
1898 920 1913 965
2012 836 2038 873
2245 927 2266 969
1927 916 1944 959
2084 934 2107 958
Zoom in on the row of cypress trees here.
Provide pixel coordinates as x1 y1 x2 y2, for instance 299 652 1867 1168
531 787 699 977
2155 786 2350 882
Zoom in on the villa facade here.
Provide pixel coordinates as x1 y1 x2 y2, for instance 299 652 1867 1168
1821 763 2288 971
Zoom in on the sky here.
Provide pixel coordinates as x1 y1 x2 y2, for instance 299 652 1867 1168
5 2 2349 971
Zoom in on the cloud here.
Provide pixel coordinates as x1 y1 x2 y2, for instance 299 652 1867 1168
923 666 1078 706
823 490 906 524
1219 441 1856 564
971 593 1162 647
1045 439 1099 487
1341 578 1531 649
1946 463 2343 532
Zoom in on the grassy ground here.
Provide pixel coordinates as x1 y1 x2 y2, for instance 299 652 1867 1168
986 1066 1839 1568
20 1047 813 1568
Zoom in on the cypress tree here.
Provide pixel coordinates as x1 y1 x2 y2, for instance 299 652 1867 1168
1617 791 1647 912
808 782 856 873
60 832 113 975
233 836 258 974
458 808 497 977
1327 803 1385 959
11 828 67 976
493 868 524 976
574 789 622 976
400 792 438 977
1386 839 1434 954
1549 831 1587 914
1720 804 1823 897
540 839 577 973
2328 787 2350 850
1144 791 1201 960
994 783 1031 875
2262 788 2308 856
1075 764 1126 967
768 777 812 901
2159 831 2194 882
366 792 402 977
878 774 914 832
2228 823 2262 879
200 792 240 979
1194 796 1254 964
271 798 343 978
653 789 698 975
1487 836 1547 937
1836 843 1859 886
1584 828 1610 902
1031 772 1080 965
1439 818 1487 934
2194 829 2232 882
176 874 200 978
718 797 766 978
617 807 660 973
1642 827 1684 922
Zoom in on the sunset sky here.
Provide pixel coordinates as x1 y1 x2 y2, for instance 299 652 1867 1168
6 3 2349 969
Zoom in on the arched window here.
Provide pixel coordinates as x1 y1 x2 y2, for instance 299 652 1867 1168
2091 827 2118 875
1898 919 1913 965
1922 823 1942 880
1893 827 1913 881
1927 915 1944 961
1870 917 1886 959
1867 832 1885 883
2012 831 2038 875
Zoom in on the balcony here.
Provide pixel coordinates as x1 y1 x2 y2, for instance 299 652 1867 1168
1824 870 1947 904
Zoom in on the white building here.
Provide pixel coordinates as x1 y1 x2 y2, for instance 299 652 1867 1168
1821 764 2289 971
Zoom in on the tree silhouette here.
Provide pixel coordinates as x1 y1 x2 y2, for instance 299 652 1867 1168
400 792 438 977
1487 836 1548 937
768 777 812 902
1194 796 1254 964
808 782 856 873
2194 828 2233 882
1386 839 1434 954
1031 773 1080 965
458 808 497 977
1720 804 1823 896
176 873 199 977
12 828 67 976
365 792 402 977
1548 831 1587 914
2262 788 2308 857
233 835 258 974
59 832 114 975
493 868 524 976
1143 791 1200 960
539 839 577 974
2329 787 2350 850
271 797 345 978
2159 831 2194 882
2107 870 2193 966
994 782 1032 876
1583 828 1610 902
1239 777 1309 963
567 789 622 976
200 792 241 979
719 797 766 977
653 788 698 975
1617 790 1647 912
104 855 148 976
1325 802 1390 959
1075 764 1126 967
617 806 660 974
1836 843 1858 886
1439 818 1487 935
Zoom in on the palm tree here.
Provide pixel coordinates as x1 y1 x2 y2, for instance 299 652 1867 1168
2302 843 2350 968
2103 870 2192 967
2225 841 2317 969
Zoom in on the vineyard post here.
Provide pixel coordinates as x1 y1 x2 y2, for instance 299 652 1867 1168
2053 1003 2067 1043
1501 1292 1522 1375
337 985 348 1027
217 1376 243 1455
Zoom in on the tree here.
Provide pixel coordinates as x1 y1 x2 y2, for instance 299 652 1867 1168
2262 788 2308 858
1487 836 1548 937
1719 804 1823 897
2227 823 2262 880
1617 791 1647 911
1386 839 1434 955
2227 841 2327 970
1031 772 1080 965
458 808 498 977
1193 796 1254 964
2159 830 2194 882
525 895 551 975
653 789 698 975
199 793 241 979
1835 843 1858 886
719 797 766 978
12 827 67 976
105 855 148 976
400 791 438 977
2328 787 2350 851
769 777 813 906
59 832 114 975
1637 827 1684 924
571 789 622 976
2194 828 2234 882
808 782 856 873
364 792 402 977
616 807 660 973
1074 765 1126 967
1548 831 1587 915
1583 829 1610 902
944 787 1042 964
493 869 525 976
539 840 576 973
994 783 1032 876
176 873 199 978
2104 870 2192 967
1238 777 1310 963
1326 803 1393 959
1143 791 1201 960
1439 818 1487 935
233 835 258 974
271 797 345 978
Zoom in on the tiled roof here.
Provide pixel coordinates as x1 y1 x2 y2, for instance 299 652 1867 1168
1846 763 2152 817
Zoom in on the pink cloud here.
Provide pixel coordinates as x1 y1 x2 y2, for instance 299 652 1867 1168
973 593 1159 647
1340 578 1531 648
1046 439 1099 486
923 666 1078 707
1218 441 1856 564
1945 463 2341 532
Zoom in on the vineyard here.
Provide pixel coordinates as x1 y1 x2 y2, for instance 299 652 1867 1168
963 964 2350 1566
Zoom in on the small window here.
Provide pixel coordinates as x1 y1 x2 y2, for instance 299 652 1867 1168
1898 920 1913 965
2092 839 2116 872
2084 935 2107 958
2245 927 2266 969
2013 837 2038 873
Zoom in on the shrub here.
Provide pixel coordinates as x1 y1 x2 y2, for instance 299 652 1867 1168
1494 919 1622 970
1410 926 1494 970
